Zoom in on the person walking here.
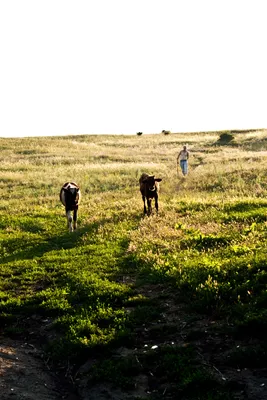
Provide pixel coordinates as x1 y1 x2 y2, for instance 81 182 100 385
177 145 189 176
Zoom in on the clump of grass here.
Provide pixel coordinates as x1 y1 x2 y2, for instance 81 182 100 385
162 130 171 135
216 132 235 145
225 344 267 368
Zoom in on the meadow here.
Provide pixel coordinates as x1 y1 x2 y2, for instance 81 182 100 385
1 129 267 399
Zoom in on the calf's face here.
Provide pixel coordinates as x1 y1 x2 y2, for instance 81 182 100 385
143 176 162 191
64 187 79 207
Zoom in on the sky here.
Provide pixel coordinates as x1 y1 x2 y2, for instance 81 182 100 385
0 0 266 138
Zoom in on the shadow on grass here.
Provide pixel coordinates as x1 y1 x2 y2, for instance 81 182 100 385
1 220 104 264
0 214 145 353
241 136 267 151
224 200 267 213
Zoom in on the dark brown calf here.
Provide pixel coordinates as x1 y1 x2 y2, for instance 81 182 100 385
139 173 162 216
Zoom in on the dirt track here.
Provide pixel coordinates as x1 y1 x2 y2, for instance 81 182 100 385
0 337 78 400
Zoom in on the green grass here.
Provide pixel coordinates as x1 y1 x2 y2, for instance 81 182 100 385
1 129 267 398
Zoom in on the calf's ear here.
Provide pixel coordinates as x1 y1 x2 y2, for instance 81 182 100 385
155 178 162 182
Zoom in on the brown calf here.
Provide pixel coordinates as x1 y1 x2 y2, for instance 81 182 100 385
139 173 162 216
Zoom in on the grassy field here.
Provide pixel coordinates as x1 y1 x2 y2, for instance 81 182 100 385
1 129 267 399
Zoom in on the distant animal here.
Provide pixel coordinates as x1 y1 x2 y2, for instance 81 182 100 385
139 173 162 216
60 182 81 232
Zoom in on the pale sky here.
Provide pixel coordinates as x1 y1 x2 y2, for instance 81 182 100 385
0 0 266 137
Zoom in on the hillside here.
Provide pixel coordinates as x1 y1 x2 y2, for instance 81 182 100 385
1 129 267 399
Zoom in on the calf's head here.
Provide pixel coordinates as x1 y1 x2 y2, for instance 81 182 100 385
63 186 80 209
143 175 162 191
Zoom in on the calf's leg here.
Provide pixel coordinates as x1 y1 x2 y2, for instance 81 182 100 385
66 210 73 232
142 195 147 214
155 194 159 213
73 209 78 230
147 198 152 216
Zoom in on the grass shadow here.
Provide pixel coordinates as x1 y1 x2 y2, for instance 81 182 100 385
1 222 102 263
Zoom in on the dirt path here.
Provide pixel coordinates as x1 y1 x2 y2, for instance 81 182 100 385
0 337 78 400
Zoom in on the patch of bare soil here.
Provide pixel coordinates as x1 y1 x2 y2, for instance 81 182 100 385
160 288 267 400
75 284 267 400
0 337 78 400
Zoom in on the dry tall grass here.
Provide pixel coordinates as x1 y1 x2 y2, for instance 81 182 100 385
1 129 267 213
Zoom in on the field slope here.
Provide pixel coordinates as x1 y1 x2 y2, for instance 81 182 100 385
1 129 267 400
